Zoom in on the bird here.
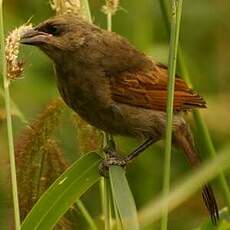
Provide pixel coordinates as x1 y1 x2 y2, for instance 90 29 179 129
20 13 219 223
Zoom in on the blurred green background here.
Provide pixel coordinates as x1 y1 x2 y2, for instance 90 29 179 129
1 0 230 229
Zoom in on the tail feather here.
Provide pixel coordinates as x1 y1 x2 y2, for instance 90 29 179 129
173 123 219 224
202 185 219 224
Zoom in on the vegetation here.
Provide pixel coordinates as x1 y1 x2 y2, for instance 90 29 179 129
0 0 230 229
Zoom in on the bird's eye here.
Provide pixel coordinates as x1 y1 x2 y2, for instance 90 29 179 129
45 25 61 36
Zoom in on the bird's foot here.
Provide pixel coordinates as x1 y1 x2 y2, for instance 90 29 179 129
103 139 116 157
99 148 128 177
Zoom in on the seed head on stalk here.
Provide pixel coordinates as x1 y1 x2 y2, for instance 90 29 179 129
102 0 120 15
5 24 33 81
50 0 81 15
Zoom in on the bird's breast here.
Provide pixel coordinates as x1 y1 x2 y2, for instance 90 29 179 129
57 77 125 134
55 65 121 132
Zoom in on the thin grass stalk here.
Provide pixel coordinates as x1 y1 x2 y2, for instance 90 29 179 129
139 144 230 226
104 179 112 230
50 2 98 227
80 0 92 23
0 89 27 124
159 0 191 86
161 1 183 229
35 148 46 202
100 177 113 229
103 0 119 32
100 178 106 219
76 200 98 230
112 198 122 230
107 13 112 32
0 0 21 228
104 2 121 228
159 0 230 209
101 132 114 229
79 1 114 227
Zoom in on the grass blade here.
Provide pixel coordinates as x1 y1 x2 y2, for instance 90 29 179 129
161 0 183 229
80 0 92 23
112 192 123 230
139 145 230 227
159 0 230 208
110 166 139 230
76 200 98 230
21 152 102 230
0 1 21 228
78 1 115 229
104 178 112 230
0 88 27 123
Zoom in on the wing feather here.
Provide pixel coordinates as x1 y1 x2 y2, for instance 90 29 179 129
110 63 206 112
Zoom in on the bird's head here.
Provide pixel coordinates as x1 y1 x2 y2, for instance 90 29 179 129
20 14 96 61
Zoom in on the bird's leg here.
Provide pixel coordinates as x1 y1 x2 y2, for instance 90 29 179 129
99 134 126 177
125 138 156 163
103 133 117 157
99 138 156 176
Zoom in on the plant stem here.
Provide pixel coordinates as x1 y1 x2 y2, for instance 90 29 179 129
79 1 114 228
102 134 114 230
0 1 21 229
159 0 230 209
104 178 112 230
76 200 98 230
100 178 109 229
104 4 119 229
81 0 92 23
107 13 112 32
159 0 191 86
0 89 27 124
139 144 230 226
161 1 183 230
112 197 122 230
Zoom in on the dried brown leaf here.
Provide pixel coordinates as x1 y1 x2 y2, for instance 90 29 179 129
15 99 65 219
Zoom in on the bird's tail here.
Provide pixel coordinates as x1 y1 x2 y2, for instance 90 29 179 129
173 123 219 224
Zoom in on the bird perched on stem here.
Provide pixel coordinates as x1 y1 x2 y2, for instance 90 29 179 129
20 14 219 223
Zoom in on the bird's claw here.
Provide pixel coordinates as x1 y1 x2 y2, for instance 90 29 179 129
103 140 117 156
99 154 128 177
103 145 116 157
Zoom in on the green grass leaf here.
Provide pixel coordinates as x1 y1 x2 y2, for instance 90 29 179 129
21 152 102 230
159 0 230 209
109 166 139 230
139 145 230 227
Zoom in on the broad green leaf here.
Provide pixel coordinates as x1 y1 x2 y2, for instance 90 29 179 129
109 166 139 230
22 152 102 230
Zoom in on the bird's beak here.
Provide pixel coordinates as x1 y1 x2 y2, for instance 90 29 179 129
20 28 50 46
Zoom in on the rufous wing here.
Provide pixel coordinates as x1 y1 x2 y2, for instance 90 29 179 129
110 63 207 112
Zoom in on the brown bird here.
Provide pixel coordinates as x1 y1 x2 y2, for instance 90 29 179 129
20 14 219 223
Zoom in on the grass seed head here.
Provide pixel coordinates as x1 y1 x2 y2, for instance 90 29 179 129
50 0 81 15
102 0 120 15
5 24 33 81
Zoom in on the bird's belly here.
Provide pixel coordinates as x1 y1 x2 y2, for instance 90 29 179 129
72 101 134 137
58 83 185 139
70 100 184 140
57 82 126 134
